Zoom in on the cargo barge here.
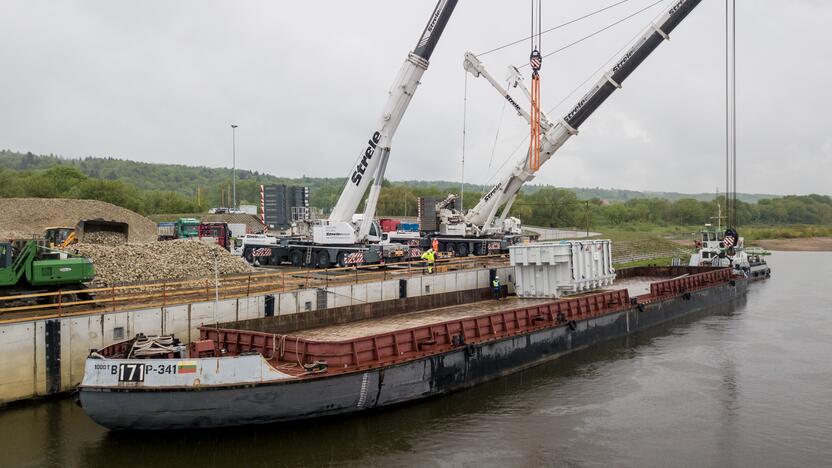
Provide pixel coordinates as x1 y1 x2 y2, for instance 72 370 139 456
78 266 746 430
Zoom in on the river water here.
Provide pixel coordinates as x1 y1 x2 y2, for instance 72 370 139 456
2 251 830 467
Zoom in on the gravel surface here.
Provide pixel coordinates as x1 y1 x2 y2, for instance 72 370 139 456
0 198 157 242
72 240 253 286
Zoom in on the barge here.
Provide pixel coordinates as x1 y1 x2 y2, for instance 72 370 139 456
78 266 747 430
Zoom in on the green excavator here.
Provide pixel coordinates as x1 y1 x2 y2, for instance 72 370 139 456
0 240 95 301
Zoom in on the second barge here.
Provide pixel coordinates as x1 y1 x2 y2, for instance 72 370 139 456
79 266 746 430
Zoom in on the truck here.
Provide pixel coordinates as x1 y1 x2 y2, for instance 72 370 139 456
157 218 200 241
198 222 232 251
234 233 277 257
0 240 95 301
378 218 401 233
243 0 458 268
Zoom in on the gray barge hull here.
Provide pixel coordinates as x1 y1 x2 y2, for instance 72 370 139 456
79 279 746 430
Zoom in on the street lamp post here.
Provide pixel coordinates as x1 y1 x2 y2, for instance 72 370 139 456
585 201 590 238
231 124 238 209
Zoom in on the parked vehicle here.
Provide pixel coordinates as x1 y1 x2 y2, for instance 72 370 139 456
198 223 231 251
157 218 200 241
0 240 95 298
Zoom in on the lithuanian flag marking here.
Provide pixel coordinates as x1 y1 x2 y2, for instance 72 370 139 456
177 361 198 374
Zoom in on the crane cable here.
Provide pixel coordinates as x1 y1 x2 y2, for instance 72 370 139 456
478 0 633 57
529 0 543 172
484 0 668 185
725 0 737 231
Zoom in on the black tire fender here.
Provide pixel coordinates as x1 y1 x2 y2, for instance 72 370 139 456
316 250 330 269
290 249 303 267
336 251 348 268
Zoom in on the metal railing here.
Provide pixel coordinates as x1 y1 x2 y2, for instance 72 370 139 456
0 254 510 324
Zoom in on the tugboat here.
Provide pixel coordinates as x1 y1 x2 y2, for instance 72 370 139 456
689 206 771 280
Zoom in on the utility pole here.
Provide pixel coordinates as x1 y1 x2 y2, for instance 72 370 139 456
231 124 238 208
585 201 590 238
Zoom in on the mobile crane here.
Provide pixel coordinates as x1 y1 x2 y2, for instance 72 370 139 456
246 0 702 267
243 0 458 267
435 0 703 242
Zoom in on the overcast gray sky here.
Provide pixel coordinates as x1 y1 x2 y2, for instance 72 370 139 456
1 0 829 195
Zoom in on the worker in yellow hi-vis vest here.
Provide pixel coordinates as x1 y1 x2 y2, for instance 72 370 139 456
420 248 436 275
492 276 501 300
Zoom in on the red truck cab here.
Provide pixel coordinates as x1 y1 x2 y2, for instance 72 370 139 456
198 223 231 251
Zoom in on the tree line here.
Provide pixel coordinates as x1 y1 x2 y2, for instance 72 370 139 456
372 186 832 228
1 151 829 226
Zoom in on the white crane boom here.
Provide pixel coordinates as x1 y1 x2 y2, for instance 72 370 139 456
329 0 458 233
463 0 702 230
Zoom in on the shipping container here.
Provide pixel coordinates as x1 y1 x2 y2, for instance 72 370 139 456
379 218 401 233
509 240 615 298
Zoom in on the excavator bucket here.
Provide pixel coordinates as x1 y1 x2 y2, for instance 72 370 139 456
75 219 130 244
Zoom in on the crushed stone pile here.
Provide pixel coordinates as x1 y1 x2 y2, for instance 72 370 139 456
73 240 253 287
0 198 157 242
84 231 127 246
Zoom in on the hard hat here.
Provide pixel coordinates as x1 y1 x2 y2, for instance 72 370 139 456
495 275 499 279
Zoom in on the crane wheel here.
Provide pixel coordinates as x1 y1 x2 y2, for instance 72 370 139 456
456 242 469 257
336 252 348 268
316 251 330 269
290 250 303 267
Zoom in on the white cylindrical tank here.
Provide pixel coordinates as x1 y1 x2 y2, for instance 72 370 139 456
509 240 615 298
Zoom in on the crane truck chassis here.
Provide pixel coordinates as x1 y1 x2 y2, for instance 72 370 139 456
242 238 408 268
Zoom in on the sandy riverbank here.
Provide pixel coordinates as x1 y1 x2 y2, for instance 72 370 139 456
753 237 832 251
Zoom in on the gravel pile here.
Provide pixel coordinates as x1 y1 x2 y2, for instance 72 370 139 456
73 240 253 287
84 231 127 246
0 198 157 242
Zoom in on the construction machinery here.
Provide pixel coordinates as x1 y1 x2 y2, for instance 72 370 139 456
444 0 703 239
0 240 95 299
43 227 75 248
245 0 703 268
44 219 130 248
243 0 458 267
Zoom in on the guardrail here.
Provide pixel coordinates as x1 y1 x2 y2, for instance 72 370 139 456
647 268 732 299
0 254 510 323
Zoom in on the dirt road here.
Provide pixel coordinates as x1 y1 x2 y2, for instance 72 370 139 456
754 237 832 251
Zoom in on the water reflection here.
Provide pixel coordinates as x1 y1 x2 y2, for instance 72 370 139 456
2 253 832 467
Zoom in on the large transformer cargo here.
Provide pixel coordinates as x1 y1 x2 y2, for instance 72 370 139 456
417 197 438 232
509 240 615 298
261 185 310 230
